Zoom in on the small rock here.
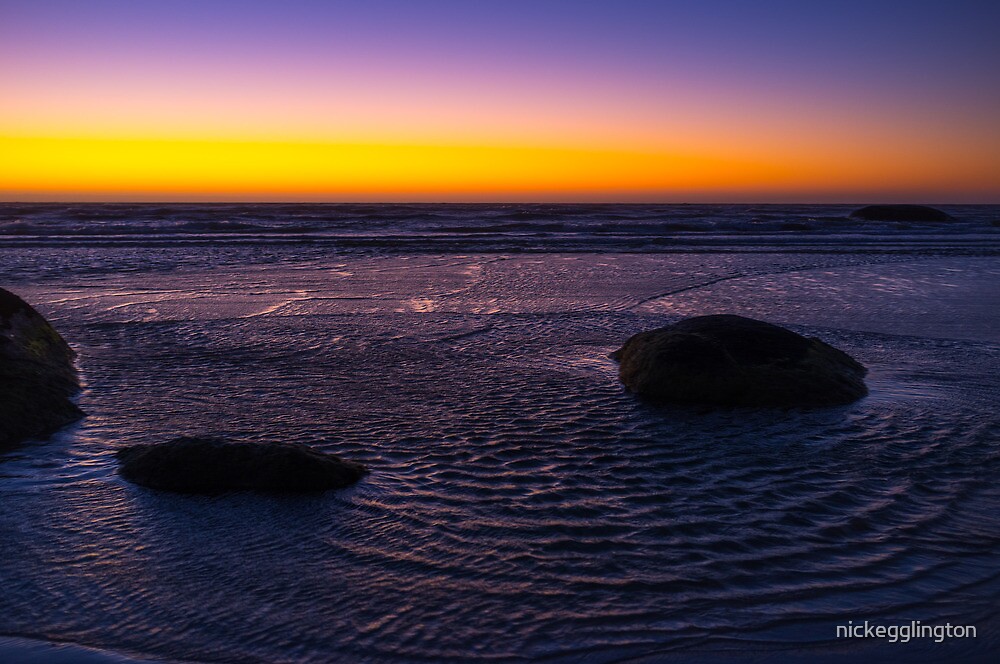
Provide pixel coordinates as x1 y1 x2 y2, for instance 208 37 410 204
116 436 368 494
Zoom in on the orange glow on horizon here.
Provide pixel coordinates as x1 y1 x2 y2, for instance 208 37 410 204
3 134 997 203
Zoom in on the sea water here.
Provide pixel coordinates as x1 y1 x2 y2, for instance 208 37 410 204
1 204 998 662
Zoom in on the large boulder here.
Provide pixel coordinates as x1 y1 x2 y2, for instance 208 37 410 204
1 288 83 449
611 315 867 407
116 436 368 494
849 204 951 222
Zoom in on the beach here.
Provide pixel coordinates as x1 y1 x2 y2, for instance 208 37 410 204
1 204 999 662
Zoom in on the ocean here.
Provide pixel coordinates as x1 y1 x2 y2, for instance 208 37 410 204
1 203 999 663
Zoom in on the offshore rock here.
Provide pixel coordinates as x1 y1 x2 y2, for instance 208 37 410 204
849 204 951 222
611 314 867 407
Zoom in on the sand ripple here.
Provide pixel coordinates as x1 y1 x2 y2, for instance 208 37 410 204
0 252 998 662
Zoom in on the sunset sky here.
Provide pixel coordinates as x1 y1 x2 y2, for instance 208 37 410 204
2 0 999 202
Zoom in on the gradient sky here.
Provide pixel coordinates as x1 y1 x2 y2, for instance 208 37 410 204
2 0 999 202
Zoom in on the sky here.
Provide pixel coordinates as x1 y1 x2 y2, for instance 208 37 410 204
1 0 999 202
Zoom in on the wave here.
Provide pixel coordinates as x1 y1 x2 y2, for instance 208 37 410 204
1 204 998 255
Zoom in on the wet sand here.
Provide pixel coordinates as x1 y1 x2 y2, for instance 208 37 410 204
2 250 998 662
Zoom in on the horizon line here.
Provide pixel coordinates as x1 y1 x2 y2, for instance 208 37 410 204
1 200 997 206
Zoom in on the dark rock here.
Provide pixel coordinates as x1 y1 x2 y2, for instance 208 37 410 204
849 205 951 222
116 436 368 494
611 314 867 407
1 288 83 450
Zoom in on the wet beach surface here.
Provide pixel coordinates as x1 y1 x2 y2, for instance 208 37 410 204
1 215 999 663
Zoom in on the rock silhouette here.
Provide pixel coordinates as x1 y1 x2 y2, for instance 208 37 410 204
117 436 368 494
1 288 83 449
849 205 951 222
612 314 867 407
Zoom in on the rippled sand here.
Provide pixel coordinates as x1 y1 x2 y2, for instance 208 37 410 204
1 251 998 663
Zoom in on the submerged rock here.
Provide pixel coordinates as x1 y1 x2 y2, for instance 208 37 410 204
116 436 368 494
611 314 867 407
849 204 951 222
1 288 83 450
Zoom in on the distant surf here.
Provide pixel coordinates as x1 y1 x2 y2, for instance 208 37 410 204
1 203 997 252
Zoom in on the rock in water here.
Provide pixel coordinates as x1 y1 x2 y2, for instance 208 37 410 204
849 204 951 222
611 314 867 407
116 436 368 494
1 288 83 449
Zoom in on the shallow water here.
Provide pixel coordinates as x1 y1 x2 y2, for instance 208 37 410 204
1 209 999 663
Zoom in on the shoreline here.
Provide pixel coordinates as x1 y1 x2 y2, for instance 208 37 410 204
0 635 161 664
3 632 995 664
